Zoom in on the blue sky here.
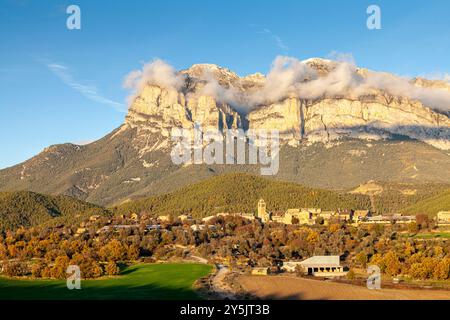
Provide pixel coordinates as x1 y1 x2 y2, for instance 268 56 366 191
1 0 450 169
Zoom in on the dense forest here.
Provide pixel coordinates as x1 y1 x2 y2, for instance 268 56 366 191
0 191 110 232
400 189 450 216
115 173 373 217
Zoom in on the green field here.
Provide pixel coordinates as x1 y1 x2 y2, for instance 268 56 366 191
0 263 212 300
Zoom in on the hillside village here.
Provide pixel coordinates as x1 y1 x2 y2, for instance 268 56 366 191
1 194 450 286
74 199 450 278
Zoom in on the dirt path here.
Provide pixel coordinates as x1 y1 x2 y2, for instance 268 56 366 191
211 265 235 300
239 275 450 300
181 252 234 299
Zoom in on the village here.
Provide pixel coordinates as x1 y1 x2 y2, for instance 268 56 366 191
72 199 450 279
195 198 450 228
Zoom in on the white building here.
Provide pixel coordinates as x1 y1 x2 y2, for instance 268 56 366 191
297 256 346 277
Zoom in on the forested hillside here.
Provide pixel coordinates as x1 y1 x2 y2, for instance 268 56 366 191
0 191 110 231
115 173 373 217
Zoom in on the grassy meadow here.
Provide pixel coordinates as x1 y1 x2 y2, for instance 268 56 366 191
0 263 212 300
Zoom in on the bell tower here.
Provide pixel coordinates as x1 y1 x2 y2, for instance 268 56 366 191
257 198 269 223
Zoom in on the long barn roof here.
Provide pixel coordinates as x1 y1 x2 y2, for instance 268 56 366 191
299 255 340 267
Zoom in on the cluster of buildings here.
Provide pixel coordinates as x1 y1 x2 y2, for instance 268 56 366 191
134 201 450 231
74 202 450 238
256 199 394 225
197 199 425 227
256 199 358 225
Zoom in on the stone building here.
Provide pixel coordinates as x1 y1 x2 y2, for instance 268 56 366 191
285 209 314 225
437 211 450 225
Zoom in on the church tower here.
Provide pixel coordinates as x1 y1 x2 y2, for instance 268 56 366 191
257 198 269 223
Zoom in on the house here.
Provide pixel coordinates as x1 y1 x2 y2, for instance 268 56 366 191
307 208 322 216
251 267 270 276
89 215 101 222
216 212 230 217
437 211 450 225
221 212 256 220
202 215 216 223
393 214 416 224
297 255 346 277
236 213 256 220
362 215 391 224
282 209 312 225
190 224 206 232
353 210 370 222
96 226 110 234
112 224 140 230
158 215 171 222
179 214 192 222
271 211 286 223
281 261 303 272
75 227 87 237
318 211 336 220
336 210 353 221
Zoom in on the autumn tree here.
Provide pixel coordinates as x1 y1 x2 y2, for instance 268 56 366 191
355 252 368 268
51 255 70 279
31 262 46 278
105 261 120 276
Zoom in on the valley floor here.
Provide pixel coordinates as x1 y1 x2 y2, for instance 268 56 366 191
239 275 450 300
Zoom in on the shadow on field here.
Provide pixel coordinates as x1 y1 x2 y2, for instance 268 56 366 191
0 264 213 300
2 281 201 300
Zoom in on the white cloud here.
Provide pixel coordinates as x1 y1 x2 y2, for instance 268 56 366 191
248 55 316 105
123 55 450 114
47 63 125 113
327 51 356 65
123 58 186 104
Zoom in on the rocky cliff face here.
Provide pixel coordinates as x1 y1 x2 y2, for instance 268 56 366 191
123 58 450 152
249 96 450 150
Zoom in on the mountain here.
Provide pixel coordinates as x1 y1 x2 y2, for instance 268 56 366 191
0 58 449 206
0 191 110 231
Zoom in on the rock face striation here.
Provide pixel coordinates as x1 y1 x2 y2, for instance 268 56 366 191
0 58 449 205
